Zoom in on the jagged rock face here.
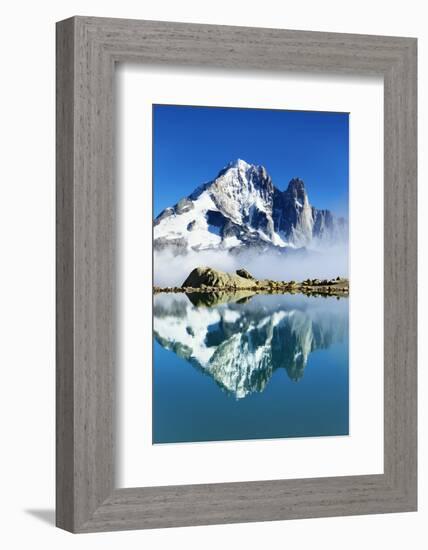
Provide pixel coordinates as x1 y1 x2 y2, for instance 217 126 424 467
273 178 315 247
154 293 348 398
154 159 347 253
201 161 274 234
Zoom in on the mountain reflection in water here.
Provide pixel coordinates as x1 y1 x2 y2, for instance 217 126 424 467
153 292 348 399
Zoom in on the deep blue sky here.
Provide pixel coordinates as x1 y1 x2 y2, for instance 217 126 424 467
153 104 349 218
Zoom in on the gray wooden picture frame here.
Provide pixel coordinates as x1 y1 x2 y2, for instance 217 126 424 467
56 16 417 533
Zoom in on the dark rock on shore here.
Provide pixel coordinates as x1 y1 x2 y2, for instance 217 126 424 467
235 268 255 280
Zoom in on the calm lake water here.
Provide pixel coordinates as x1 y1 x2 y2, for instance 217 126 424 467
153 292 349 444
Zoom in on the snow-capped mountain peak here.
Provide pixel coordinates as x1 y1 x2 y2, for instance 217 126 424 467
154 160 347 254
225 158 252 170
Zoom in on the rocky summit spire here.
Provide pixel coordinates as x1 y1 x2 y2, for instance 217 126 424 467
287 177 305 191
286 178 307 202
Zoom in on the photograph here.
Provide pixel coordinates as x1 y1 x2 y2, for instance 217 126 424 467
152 104 350 444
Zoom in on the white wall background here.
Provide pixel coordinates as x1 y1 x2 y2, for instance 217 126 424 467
0 1 425 548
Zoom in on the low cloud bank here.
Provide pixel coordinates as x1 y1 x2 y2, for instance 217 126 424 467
154 245 349 287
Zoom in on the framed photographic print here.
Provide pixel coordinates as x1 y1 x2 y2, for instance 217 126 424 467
56 16 417 532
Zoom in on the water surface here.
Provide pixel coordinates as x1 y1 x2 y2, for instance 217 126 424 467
153 292 348 444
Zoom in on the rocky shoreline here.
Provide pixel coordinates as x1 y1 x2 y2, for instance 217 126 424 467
154 266 349 298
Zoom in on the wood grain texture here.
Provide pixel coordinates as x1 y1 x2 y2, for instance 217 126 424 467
56 18 75 532
56 16 417 533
